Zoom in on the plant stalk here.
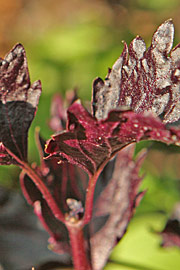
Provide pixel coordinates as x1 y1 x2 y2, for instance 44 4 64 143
22 162 65 221
83 153 121 225
83 165 105 225
66 221 91 270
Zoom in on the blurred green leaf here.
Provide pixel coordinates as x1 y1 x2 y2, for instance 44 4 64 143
106 214 180 270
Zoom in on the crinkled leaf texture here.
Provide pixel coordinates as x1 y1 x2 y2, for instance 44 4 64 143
45 100 180 270
93 19 180 123
0 44 41 164
44 20 180 270
159 202 180 248
1 19 179 270
46 101 180 176
45 20 180 174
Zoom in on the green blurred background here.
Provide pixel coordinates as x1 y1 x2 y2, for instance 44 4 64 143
0 0 180 269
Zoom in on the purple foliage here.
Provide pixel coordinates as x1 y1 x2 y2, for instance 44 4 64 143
0 20 180 270
93 19 180 123
46 101 180 176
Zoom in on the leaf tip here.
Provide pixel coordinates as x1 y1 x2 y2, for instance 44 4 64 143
93 77 104 89
152 18 174 53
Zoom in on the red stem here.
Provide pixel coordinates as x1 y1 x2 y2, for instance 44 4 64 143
23 162 65 221
83 168 102 225
83 154 119 225
5 147 65 222
66 222 91 270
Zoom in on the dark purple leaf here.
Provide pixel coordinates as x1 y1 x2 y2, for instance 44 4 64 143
159 202 180 248
4 20 179 270
93 19 180 123
90 145 146 270
0 44 41 163
46 101 180 176
44 21 180 269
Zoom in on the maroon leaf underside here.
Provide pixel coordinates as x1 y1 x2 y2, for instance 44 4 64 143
159 202 180 248
20 164 72 255
38 134 88 211
93 19 180 124
20 133 88 254
21 173 71 254
46 101 180 177
89 144 145 270
0 43 41 164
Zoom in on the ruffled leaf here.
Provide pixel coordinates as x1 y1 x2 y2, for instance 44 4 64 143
46 101 180 176
0 44 41 163
93 19 180 123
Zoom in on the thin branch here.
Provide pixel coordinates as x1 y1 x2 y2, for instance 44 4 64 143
66 221 91 270
5 147 65 223
83 165 104 225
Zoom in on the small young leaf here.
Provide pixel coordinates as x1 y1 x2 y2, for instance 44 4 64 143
49 90 77 132
49 94 67 132
0 44 41 163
